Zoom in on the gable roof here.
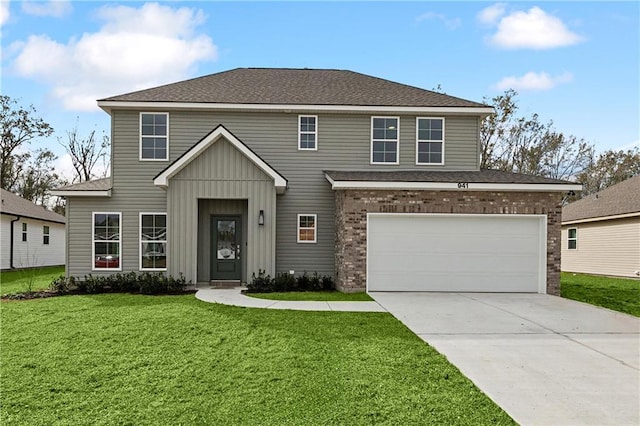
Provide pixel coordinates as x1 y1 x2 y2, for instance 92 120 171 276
153 125 287 193
325 170 582 192
51 178 112 197
0 189 65 224
563 174 640 223
98 68 491 112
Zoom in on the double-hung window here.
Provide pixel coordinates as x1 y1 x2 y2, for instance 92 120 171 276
93 213 121 270
371 117 399 164
297 214 317 243
43 226 50 245
568 228 577 250
140 113 168 160
140 213 167 271
416 118 444 165
21 223 27 242
298 115 317 150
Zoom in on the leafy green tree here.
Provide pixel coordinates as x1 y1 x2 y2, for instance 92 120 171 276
576 148 640 196
0 96 54 191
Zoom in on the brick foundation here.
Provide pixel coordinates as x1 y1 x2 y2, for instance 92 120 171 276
334 190 563 295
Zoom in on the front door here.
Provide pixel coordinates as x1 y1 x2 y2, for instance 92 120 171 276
211 216 242 280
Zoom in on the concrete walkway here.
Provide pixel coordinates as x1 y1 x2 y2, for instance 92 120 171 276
370 292 640 426
195 287 386 312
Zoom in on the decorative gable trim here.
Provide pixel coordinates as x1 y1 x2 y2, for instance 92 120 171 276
153 125 288 193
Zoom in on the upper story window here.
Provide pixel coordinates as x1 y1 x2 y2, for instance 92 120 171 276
568 228 577 250
416 118 444 165
22 223 27 242
43 226 50 245
371 117 399 164
298 115 317 150
140 113 168 161
93 212 121 270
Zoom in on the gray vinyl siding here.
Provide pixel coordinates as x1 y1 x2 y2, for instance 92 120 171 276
67 109 480 280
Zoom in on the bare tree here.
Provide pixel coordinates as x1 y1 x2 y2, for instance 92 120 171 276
0 96 54 190
59 120 110 183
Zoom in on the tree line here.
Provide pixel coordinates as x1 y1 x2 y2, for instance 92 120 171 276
1 92 638 213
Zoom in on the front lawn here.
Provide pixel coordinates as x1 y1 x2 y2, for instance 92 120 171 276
246 291 373 301
1 294 513 425
0 266 64 296
561 272 640 317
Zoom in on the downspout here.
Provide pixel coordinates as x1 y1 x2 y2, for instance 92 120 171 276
9 215 20 269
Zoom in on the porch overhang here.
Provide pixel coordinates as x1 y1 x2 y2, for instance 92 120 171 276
153 125 288 194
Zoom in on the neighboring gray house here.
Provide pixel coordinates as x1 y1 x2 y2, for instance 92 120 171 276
53 68 580 294
1 189 66 269
562 174 640 278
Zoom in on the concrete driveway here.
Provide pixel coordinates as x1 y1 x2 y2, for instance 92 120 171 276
370 292 640 426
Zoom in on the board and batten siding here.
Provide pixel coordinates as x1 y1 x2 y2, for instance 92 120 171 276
66 109 480 280
561 217 640 278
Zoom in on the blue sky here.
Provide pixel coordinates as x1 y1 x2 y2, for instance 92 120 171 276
1 1 638 179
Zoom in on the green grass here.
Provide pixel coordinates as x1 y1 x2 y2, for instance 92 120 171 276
0 266 65 295
246 291 373 301
1 294 513 425
561 272 640 317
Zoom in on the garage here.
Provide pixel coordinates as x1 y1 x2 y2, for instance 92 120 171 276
367 213 546 293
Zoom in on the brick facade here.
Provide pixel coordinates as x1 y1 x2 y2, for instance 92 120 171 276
334 190 563 295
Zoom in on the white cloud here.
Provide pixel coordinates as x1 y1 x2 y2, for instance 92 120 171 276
417 12 461 30
0 0 10 27
21 0 71 17
11 2 218 111
493 72 574 91
487 6 583 49
476 3 506 25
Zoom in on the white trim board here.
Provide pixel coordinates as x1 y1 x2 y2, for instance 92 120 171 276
98 101 494 116
51 190 112 197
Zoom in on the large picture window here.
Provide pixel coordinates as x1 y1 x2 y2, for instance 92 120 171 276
140 113 168 160
298 115 317 150
297 214 317 243
416 117 444 165
140 213 167 270
371 117 399 164
93 213 121 270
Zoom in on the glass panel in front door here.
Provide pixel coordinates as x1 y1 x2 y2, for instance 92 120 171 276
217 220 236 260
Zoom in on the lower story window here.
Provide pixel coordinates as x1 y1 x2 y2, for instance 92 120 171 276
568 228 577 250
93 213 121 270
297 214 317 243
43 225 50 245
140 213 167 270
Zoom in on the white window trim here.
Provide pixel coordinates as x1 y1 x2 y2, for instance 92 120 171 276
568 227 577 250
297 214 317 244
370 116 400 165
92 212 122 271
43 225 50 245
415 117 445 165
139 212 168 271
21 222 27 242
139 112 169 162
298 115 318 151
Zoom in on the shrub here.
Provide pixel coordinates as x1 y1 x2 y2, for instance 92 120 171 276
49 275 76 294
47 271 188 296
273 272 296 292
246 270 273 293
246 270 335 293
321 275 335 291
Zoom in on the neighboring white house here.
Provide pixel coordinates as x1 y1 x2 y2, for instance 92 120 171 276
1 189 66 270
561 174 640 278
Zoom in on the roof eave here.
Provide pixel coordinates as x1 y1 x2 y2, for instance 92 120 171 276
562 211 640 225
50 189 112 197
97 100 493 116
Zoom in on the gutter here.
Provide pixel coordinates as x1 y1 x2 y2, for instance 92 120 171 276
9 215 20 269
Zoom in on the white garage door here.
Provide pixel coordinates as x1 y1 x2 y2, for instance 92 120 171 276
367 214 546 293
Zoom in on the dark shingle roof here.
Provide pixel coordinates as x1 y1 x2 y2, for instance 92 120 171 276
100 68 488 108
55 178 112 192
0 189 65 223
324 169 577 185
563 174 640 222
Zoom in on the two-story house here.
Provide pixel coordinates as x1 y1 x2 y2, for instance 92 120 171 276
53 68 580 294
